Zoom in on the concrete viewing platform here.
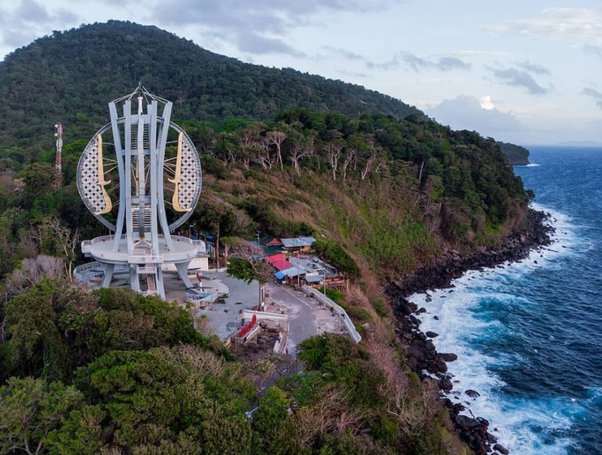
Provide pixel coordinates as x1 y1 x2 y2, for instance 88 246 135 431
82 235 204 265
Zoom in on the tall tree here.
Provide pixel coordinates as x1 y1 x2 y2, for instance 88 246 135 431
265 130 287 171
0 377 84 455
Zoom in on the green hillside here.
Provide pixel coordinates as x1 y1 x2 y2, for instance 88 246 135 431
0 20 420 157
0 21 536 455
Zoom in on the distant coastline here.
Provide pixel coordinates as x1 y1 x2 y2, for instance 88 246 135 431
498 141 530 166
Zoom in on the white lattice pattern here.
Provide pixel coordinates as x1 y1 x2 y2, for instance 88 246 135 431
78 137 108 214
176 136 201 210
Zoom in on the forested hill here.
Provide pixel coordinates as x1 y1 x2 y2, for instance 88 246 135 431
497 141 530 166
0 20 420 155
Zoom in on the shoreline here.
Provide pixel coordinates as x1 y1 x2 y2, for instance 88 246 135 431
386 208 554 455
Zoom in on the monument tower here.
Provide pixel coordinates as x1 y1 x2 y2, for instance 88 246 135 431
77 86 203 299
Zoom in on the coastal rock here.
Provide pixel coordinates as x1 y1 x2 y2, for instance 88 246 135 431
439 377 453 391
487 432 498 443
466 389 480 399
493 443 509 455
426 331 439 338
454 416 490 455
452 403 465 414
440 353 458 362
455 415 481 429
435 358 448 374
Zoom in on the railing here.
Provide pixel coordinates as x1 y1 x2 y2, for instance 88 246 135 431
73 261 103 282
172 236 193 244
129 255 163 264
242 309 288 321
301 285 362 343
192 239 207 253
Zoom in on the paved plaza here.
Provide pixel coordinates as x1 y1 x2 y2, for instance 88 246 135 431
265 283 343 354
194 272 259 339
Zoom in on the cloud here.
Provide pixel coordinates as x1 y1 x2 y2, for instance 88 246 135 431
17 0 49 22
336 69 368 79
582 87 602 109
151 0 395 56
486 8 602 44
427 95 523 138
367 52 470 72
518 60 550 76
236 31 305 57
584 44 602 59
488 67 549 95
479 95 495 110
322 46 366 61
0 0 79 52
436 56 471 71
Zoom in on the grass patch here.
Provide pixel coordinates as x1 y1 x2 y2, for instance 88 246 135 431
372 299 388 317
341 304 372 324
324 288 344 304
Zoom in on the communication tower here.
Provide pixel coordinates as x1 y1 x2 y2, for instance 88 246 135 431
54 122 63 187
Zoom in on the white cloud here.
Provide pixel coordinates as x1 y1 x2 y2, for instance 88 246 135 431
479 95 495 110
427 95 523 140
486 8 602 45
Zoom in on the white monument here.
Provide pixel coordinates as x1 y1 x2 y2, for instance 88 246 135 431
77 85 203 299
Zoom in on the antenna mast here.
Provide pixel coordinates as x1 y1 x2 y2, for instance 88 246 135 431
54 122 63 188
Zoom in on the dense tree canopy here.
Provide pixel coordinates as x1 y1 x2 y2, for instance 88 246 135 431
0 21 420 159
0 281 463 454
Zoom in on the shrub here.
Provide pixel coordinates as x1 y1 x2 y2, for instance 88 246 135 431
314 239 360 279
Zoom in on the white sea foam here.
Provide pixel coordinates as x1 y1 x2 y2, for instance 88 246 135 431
411 204 579 454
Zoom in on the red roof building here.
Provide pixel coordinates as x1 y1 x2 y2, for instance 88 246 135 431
266 253 293 271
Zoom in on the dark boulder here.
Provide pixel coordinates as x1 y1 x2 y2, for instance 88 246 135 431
466 389 481 399
440 352 458 362
439 377 453 391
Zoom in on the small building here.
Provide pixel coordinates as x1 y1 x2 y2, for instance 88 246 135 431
280 236 316 253
266 253 293 271
302 273 324 286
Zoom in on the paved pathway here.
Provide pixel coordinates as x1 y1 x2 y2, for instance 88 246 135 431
266 283 342 354
194 272 259 339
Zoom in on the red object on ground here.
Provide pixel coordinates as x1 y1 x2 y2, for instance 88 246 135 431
266 253 293 271
238 314 257 338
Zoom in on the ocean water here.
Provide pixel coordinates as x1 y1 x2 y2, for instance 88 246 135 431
412 147 602 454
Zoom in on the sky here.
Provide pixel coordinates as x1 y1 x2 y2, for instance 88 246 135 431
1 0 601 145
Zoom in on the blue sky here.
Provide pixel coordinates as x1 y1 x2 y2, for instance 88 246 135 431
1 0 601 145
